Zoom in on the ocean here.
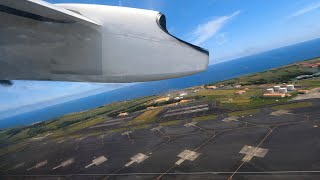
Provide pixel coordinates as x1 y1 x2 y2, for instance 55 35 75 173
1 38 320 128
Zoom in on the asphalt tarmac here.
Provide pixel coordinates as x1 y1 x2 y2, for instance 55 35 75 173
1 99 320 180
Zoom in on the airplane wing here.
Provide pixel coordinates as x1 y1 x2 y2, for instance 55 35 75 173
0 0 209 83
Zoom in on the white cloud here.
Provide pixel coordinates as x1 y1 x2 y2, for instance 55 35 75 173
189 11 240 45
289 1 320 18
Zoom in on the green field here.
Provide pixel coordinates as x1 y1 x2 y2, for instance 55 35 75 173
229 109 260 117
160 120 182 126
125 107 164 126
193 114 218 122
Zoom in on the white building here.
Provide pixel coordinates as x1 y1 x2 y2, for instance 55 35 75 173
286 85 295 91
273 86 281 91
279 88 288 93
266 88 274 94
179 92 188 97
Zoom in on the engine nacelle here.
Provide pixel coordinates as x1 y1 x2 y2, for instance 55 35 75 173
0 3 209 83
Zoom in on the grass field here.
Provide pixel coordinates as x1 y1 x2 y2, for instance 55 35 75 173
0 96 159 143
299 78 320 88
160 120 182 126
229 109 260 117
126 107 164 126
193 114 218 122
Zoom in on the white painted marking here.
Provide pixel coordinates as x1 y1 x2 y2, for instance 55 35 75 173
222 116 239 122
151 126 162 131
121 131 132 136
239 145 269 162
12 162 25 170
175 150 200 165
85 156 107 169
125 153 149 167
27 160 48 171
167 104 208 113
53 158 74 170
184 122 198 127
32 133 52 140
164 107 209 117
271 110 292 116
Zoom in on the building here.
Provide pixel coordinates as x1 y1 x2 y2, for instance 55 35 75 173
174 96 183 100
235 90 246 94
300 62 320 68
166 102 179 107
206 85 217 89
278 88 288 94
298 90 310 94
180 99 193 103
118 112 129 117
154 97 170 103
179 92 188 97
266 88 275 94
263 93 285 98
273 86 281 91
286 85 295 91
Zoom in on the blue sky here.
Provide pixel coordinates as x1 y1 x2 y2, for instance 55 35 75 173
1 0 320 113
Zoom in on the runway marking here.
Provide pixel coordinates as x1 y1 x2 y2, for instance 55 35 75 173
239 145 269 162
270 110 292 116
103 153 149 180
85 156 107 169
53 158 74 170
184 122 198 127
27 160 47 171
166 104 208 113
222 116 239 122
31 133 52 141
125 153 149 167
13 162 25 169
175 150 200 165
227 126 273 180
121 131 132 136
164 107 209 117
151 126 163 131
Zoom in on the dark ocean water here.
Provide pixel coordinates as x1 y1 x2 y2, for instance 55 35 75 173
1 38 320 128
